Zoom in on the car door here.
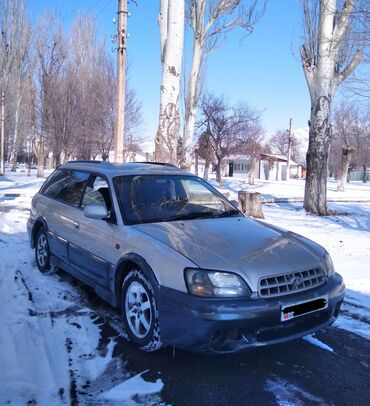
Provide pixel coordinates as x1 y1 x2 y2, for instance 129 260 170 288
67 175 117 289
40 169 90 264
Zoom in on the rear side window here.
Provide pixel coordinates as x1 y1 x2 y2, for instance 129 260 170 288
42 169 90 207
41 169 67 195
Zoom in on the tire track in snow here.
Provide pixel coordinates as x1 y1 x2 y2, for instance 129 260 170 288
15 266 134 403
340 309 370 326
14 270 34 303
65 337 79 406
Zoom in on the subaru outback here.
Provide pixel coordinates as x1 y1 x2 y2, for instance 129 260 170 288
28 161 345 353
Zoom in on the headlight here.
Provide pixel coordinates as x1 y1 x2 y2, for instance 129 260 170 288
184 269 252 298
324 252 335 277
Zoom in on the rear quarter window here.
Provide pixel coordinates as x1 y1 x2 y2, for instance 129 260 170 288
41 169 90 207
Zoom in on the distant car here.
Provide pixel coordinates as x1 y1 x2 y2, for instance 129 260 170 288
28 161 345 353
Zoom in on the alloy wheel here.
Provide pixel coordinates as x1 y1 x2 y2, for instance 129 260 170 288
125 281 152 338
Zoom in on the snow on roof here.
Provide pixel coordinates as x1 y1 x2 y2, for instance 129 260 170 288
227 153 299 166
260 153 299 166
227 154 251 161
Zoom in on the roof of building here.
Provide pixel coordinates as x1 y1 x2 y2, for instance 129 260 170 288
227 153 299 166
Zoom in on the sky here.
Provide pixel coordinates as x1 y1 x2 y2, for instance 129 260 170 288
27 1 323 140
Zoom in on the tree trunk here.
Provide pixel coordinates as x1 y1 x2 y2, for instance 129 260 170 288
182 36 203 170
215 160 222 185
11 86 22 172
304 95 333 215
363 164 367 183
303 0 336 215
36 137 45 178
194 151 199 176
155 0 184 164
203 159 210 180
337 145 354 191
37 162 44 178
238 191 264 219
248 156 257 185
54 152 61 167
301 0 362 215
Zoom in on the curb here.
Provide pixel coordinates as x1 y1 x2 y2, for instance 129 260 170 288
262 197 370 204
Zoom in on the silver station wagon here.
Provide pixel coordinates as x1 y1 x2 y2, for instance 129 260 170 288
28 161 345 353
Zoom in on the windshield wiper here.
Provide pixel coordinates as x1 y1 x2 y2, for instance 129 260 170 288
166 211 217 221
166 209 241 221
212 209 241 218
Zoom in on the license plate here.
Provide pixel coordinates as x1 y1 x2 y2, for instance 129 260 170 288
281 295 328 322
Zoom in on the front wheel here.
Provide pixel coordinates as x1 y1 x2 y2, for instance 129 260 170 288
121 269 163 352
35 227 51 273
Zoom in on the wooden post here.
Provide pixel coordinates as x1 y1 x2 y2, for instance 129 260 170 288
114 0 128 163
238 191 264 219
286 118 292 180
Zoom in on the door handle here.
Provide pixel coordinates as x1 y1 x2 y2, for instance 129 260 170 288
73 222 80 230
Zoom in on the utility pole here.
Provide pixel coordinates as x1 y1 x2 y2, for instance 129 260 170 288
0 91 5 176
114 0 128 163
286 118 292 181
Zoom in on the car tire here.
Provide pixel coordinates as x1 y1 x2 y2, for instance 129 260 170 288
121 269 163 352
35 227 51 273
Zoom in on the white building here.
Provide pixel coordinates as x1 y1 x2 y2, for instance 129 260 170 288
226 153 302 180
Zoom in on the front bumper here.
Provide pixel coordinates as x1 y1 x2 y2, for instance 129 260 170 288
157 273 345 353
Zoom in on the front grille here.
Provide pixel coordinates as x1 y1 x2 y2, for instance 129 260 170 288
258 268 326 298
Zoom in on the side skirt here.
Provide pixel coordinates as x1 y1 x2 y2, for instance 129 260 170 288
51 255 116 307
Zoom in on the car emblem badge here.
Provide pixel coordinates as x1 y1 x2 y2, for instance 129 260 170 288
290 276 303 289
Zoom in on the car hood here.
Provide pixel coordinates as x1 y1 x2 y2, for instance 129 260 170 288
132 217 324 291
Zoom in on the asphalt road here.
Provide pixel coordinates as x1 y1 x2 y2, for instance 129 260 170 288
5 257 370 405
86 287 370 406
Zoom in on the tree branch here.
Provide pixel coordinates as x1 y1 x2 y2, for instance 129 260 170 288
333 0 355 43
336 49 363 84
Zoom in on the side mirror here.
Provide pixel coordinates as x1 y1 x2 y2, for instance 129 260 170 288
84 204 109 220
230 199 239 209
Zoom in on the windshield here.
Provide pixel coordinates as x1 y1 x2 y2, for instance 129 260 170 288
113 175 241 225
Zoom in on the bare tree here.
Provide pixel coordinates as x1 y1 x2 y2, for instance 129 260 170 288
354 110 370 182
197 93 262 184
180 0 266 169
196 129 214 179
0 0 29 175
155 0 185 164
269 129 303 163
0 8 143 172
330 102 370 186
300 0 368 214
34 12 67 176
245 129 264 185
5 1 30 172
332 102 357 190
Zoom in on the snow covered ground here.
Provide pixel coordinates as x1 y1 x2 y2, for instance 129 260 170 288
0 170 163 405
211 175 370 202
1 169 369 404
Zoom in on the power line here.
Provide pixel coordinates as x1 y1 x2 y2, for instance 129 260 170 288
96 0 114 18
88 0 105 13
64 0 84 24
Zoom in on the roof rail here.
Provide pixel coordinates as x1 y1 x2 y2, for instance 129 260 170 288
67 160 103 164
65 160 178 168
135 162 178 168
